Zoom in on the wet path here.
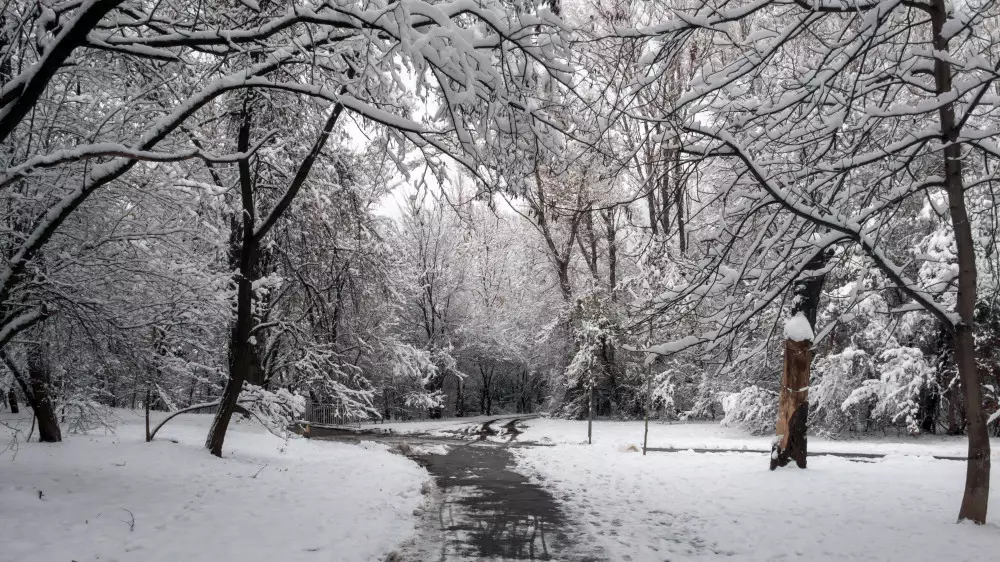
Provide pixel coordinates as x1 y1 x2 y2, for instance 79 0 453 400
403 442 571 560
310 418 598 561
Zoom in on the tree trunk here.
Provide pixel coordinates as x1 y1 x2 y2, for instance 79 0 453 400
557 261 573 303
5 388 16 413
456 378 465 417
28 348 61 443
673 148 686 255
206 94 257 458
918 383 939 434
646 191 659 236
772 339 810 469
658 153 671 235
771 250 830 470
604 208 618 292
930 0 990 523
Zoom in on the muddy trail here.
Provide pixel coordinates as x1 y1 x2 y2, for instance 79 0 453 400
309 418 600 561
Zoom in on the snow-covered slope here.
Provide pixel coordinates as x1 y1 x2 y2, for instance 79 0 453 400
1 411 426 562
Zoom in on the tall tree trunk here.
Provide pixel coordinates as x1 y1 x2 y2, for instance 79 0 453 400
931 0 990 523
918 383 939 434
207 94 258 457
771 250 830 470
604 208 618 292
658 151 671 235
646 191 659 236
6 388 16 413
557 261 573 302
588 211 598 278
204 91 344 455
479 372 487 415
673 148 686 255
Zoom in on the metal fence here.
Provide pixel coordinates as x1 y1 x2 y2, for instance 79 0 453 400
303 403 363 428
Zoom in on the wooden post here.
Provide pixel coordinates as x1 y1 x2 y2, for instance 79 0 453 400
643 324 653 456
642 408 649 456
643 363 651 456
587 384 593 445
145 388 151 442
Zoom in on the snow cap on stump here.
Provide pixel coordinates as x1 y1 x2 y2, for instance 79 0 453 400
784 312 814 342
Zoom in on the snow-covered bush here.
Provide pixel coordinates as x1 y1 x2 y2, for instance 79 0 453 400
652 371 677 416
60 398 120 435
841 346 933 435
721 385 778 435
811 347 872 434
237 383 306 438
387 343 446 416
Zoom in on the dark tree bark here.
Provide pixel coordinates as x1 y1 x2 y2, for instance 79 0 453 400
206 92 345 456
771 249 831 470
918 384 939 434
206 94 258 457
2 348 58 441
658 155 671 235
516 370 533 414
646 191 659 236
455 377 466 417
603 208 618 292
4 388 15 413
586 209 599 279
28 347 61 443
479 364 494 416
673 148 686 255
930 0 990 523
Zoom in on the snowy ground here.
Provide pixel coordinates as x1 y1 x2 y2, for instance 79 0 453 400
1 411 427 562
8 411 999 562
514 419 1000 561
517 417 989 456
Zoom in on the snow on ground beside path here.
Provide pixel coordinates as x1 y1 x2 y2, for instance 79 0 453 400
1 411 427 562
515 444 1000 561
519 418 996 457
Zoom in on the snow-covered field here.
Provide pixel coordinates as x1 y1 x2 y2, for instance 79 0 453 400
7 412 1000 562
518 418 988 457
515 419 1000 561
1 411 427 562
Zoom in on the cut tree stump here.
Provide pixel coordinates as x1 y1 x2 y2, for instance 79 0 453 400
771 338 810 470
